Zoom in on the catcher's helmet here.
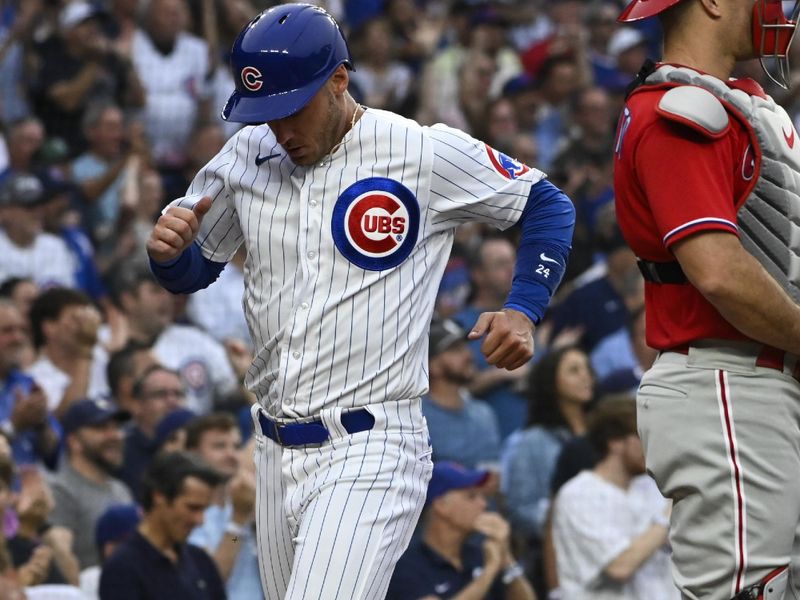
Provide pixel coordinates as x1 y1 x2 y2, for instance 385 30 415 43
221 3 353 123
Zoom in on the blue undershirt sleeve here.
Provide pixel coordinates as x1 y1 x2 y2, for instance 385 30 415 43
504 179 576 324
149 242 226 294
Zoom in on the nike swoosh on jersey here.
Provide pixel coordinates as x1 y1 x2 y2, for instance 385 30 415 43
255 152 281 166
539 252 560 265
783 126 795 149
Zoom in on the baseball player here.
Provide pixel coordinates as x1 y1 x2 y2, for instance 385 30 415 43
613 0 800 598
146 5 575 600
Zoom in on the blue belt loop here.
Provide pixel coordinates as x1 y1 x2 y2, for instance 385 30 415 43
258 408 375 447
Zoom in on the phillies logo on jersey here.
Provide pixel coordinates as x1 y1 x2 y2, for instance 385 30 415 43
332 177 420 271
485 144 530 180
241 66 263 91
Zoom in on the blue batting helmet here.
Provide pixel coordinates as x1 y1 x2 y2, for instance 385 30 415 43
221 3 354 123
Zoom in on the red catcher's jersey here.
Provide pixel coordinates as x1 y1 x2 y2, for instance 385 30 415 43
613 77 763 350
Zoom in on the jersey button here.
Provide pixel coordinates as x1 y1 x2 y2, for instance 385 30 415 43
300 302 309 310
309 200 317 207
292 351 301 359
307 251 316 259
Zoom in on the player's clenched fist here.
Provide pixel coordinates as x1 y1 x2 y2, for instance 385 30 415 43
146 196 212 263
468 308 534 370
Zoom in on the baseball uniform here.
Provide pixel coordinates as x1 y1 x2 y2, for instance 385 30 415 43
615 64 800 600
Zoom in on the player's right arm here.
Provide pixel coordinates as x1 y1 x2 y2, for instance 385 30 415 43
147 133 243 294
673 232 800 355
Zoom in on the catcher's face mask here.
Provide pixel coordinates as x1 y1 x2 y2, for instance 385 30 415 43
753 0 800 88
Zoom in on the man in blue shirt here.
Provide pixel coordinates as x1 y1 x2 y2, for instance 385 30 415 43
0 300 60 468
423 317 502 472
99 451 226 600
388 462 535 600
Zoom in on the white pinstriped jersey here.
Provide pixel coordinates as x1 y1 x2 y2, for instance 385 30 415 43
169 108 545 418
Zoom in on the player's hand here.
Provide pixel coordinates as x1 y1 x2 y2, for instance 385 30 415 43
468 308 534 370
147 196 212 263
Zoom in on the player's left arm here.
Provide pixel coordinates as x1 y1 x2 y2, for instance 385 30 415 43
469 180 575 369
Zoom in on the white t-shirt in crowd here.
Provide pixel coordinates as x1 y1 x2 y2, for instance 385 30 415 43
553 471 679 600
131 29 210 167
186 262 251 348
0 230 76 289
27 345 110 412
152 324 238 414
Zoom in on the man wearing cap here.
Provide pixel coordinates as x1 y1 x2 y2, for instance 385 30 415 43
387 461 535 600
79 503 141 600
423 317 502 471
0 173 77 289
48 398 132 569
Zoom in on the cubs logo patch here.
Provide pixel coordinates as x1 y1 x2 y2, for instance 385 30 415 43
332 177 419 271
485 144 530 180
241 66 263 91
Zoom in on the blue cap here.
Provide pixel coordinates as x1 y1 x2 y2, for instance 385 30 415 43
61 398 130 435
95 503 141 548
153 408 197 448
425 462 490 506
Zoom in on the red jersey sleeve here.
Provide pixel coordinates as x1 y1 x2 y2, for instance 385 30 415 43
634 118 740 249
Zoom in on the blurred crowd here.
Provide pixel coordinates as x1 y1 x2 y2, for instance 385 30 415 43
0 0 793 599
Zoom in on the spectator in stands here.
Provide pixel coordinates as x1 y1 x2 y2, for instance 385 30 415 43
106 261 240 414
388 461 535 599
1 118 45 178
186 247 250 348
486 97 520 151
28 1 144 154
153 407 196 453
71 102 145 255
423 317 502 472
6 467 80 586
591 305 658 395
37 170 109 304
546 218 642 354
79 503 141 600
531 56 582 170
455 236 528 439
28 288 107 419
0 278 38 324
584 2 629 93
501 345 594 539
162 122 226 205
131 0 212 172
99 451 226 600
120 365 187 499
105 341 157 415
349 17 414 113
0 300 59 468
49 398 132 569
607 27 648 80
186 413 260 599
552 398 676 600
0 174 77 289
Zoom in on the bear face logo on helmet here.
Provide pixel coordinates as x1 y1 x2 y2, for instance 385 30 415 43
222 4 354 124
618 0 800 89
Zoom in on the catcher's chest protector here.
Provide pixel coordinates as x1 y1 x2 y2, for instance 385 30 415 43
640 65 800 301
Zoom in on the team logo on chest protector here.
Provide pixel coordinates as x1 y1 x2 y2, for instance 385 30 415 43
485 144 530 180
332 177 420 271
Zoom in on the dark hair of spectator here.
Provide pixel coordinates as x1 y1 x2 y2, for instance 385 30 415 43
140 451 223 512
185 412 238 450
105 260 158 308
107 340 153 398
81 101 122 135
525 345 588 429
29 287 92 348
538 54 577 85
131 364 181 400
0 276 32 298
586 397 637 460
